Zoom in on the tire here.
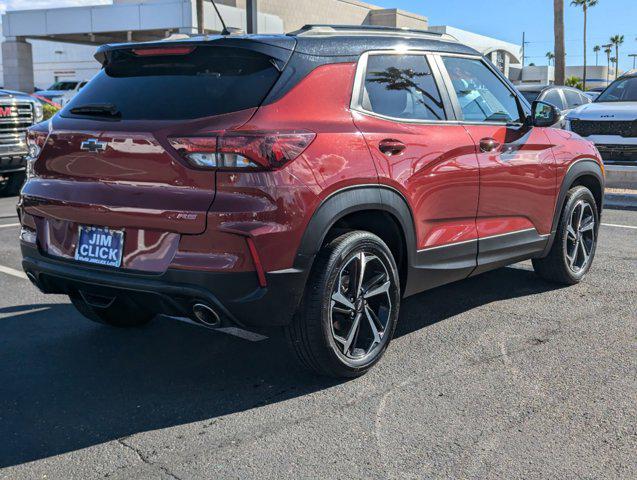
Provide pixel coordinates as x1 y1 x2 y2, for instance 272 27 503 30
0 172 25 197
69 291 155 327
286 231 401 378
533 185 599 285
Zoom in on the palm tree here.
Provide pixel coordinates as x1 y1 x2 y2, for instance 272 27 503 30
604 45 612 83
610 34 624 79
571 0 598 91
554 0 566 85
593 45 601 65
546 51 556 66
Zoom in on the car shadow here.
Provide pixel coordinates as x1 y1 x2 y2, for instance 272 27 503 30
0 265 564 467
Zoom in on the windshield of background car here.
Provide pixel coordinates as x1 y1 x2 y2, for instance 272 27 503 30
61 46 281 120
596 77 637 102
48 81 78 91
520 91 540 103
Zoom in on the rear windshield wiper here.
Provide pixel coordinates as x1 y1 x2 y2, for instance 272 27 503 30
69 103 121 118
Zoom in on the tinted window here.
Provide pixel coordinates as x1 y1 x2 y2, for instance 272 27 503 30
49 81 78 91
442 57 521 123
542 89 565 109
597 77 637 102
520 90 540 103
62 46 280 120
564 89 585 109
362 54 446 120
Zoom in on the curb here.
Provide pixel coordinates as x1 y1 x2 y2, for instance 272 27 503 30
604 193 637 210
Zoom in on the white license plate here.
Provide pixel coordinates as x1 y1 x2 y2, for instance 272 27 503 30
74 226 124 268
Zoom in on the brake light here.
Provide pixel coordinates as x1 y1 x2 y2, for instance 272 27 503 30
168 131 316 170
26 128 49 179
132 47 195 56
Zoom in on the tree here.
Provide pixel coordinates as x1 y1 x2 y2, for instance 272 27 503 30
604 45 612 83
565 76 583 89
546 51 556 66
554 0 566 85
593 45 601 65
610 34 624 79
571 0 598 91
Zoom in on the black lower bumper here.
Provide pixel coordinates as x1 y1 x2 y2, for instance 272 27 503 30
21 244 307 328
0 154 27 174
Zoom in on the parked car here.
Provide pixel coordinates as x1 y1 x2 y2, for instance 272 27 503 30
0 89 43 195
566 71 637 165
22 26 604 377
583 91 600 101
36 80 87 106
517 84 591 127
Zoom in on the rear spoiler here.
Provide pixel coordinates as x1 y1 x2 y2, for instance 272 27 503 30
94 36 297 69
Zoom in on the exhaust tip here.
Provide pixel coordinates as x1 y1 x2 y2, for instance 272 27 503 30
192 303 221 327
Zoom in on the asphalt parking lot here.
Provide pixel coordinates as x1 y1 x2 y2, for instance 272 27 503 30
0 194 635 480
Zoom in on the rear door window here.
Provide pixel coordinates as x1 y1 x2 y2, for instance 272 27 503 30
541 89 566 109
442 56 522 123
564 89 585 109
62 46 281 120
361 54 446 121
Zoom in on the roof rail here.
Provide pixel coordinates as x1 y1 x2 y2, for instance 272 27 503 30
288 24 457 42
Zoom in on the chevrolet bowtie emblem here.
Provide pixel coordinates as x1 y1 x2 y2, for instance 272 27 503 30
80 138 107 153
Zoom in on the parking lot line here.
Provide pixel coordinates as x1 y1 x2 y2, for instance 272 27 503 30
0 264 27 280
601 222 637 230
0 222 20 229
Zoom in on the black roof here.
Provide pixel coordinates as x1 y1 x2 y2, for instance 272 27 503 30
95 25 480 64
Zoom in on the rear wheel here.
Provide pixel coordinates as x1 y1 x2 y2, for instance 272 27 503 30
286 231 401 378
69 291 155 327
533 186 599 284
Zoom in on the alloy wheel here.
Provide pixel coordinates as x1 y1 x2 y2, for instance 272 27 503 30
329 251 393 362
565 200 595 273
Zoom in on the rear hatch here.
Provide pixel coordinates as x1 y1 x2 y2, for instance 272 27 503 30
23 38 294 236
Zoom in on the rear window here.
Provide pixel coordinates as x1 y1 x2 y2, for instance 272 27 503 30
62 46 280 120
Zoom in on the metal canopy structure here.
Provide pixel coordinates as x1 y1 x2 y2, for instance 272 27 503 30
1 0 283 91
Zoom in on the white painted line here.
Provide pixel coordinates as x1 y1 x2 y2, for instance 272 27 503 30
167 316 268 342
601 223 637 230
216 327 268 342
0 223 20 229
0 264 27 280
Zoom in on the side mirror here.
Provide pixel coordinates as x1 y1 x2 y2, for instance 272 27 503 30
529 100 561 127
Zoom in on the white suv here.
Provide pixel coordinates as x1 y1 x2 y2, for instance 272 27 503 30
566 72 637 165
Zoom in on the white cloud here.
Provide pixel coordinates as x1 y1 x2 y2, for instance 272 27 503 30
0 1 111 15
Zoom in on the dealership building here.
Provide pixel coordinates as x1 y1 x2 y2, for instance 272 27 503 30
1 0 523 92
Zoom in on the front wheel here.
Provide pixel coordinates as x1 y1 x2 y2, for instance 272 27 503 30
286 231 401 378
0 172 25 197
533 185 599 284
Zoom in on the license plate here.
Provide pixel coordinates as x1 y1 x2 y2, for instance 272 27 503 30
75 226 124 268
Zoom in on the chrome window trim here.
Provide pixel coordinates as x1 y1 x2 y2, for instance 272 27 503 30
350 49 462 125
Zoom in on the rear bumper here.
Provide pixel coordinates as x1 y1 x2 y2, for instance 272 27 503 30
21 243 307 328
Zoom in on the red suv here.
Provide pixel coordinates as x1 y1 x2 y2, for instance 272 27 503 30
22 26 604 377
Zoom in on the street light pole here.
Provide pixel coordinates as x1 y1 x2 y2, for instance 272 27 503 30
629 54 637 69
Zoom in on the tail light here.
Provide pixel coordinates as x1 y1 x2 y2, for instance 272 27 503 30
169 131 316 170
26 128 49 179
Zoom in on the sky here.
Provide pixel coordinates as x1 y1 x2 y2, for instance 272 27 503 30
0 0 636 70
373 0 637 71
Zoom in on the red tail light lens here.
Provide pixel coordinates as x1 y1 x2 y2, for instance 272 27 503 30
132 47 195 56
26 128 50 179
169 131 315 170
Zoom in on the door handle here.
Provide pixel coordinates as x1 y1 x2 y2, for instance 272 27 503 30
479 137 501 153
379 139 406 156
